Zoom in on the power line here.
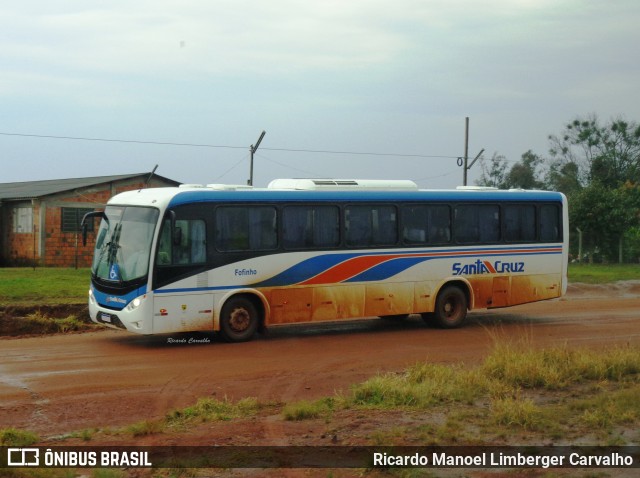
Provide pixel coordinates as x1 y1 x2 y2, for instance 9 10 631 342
261 146 457 160
0 131 460 160
256 152 323 178
0 132 245 150
212 154 249 182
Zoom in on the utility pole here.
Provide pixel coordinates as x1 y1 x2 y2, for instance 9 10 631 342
461 117 484 186
463 117 469 186
248 130 266 186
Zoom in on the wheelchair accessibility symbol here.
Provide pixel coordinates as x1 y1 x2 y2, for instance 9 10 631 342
109 264 120 281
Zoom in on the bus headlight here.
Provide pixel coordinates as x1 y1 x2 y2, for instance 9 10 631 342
126 295 145 311
89 287 96 305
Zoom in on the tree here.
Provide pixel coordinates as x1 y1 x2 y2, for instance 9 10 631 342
506 150 545 189
476 152 508 188
570 182 640 262
549 115 640 188
547 115 640 262
477 151 545 190
545 160 582 196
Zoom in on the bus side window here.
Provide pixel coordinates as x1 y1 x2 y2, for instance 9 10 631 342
252 208 277 250
345 206 372 247
283 206 339 249
157 219 206 265
216 206 277 251
504 205 536 242
346 205 397 247
312 206 339 247
283 206 307 248
373 206 397 245
479 206 500 243
402 206 428 245
189 220 207 262
454 205 500 244
428 205 451 244
402 205 450 246
540 204 560 242
157 219 173 265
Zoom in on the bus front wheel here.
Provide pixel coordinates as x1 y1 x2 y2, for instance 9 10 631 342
219 296 259 342
428 285 468 329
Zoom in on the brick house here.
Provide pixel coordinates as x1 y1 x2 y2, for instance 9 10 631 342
0 173 180 267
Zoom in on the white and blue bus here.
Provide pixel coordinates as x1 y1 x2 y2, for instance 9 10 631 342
82 179 568 342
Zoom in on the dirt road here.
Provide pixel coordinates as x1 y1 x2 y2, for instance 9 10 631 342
1 282 639 438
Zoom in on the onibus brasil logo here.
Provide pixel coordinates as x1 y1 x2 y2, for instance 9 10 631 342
452 259 525 276
6 448 152 467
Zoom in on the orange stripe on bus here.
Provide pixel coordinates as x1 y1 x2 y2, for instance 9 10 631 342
297 247 563 286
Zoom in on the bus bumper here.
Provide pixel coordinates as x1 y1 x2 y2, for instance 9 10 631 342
89 288 153 334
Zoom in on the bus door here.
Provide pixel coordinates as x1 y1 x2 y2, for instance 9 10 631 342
153 215 214 333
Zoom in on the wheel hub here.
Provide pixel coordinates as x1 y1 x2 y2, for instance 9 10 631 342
444 301 454 316
229 307 250 332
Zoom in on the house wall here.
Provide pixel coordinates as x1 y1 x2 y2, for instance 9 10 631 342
1 200 40 266
1 177 175 267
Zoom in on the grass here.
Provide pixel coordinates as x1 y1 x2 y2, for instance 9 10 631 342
482 341 640 388
122 397 261 437
0 267 90 306
166 396 260 425
281 341 640 445
282 397 337 421
574 387 640 429
350 362 491 408
568 263 640 283
0 427 39 446
348 342 640 403
491 395 545 430
21 397 264 444
0 310 97 336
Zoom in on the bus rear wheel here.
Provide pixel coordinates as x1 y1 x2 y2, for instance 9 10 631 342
219 296 259 342
429 285 468 328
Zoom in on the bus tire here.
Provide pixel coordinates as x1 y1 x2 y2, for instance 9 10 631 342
219 296 259 342
431 285 468 328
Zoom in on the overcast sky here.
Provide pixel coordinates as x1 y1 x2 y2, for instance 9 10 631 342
1 0 639 188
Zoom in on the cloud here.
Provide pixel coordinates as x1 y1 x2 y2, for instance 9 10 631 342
1 0 640 185
2 1 410 77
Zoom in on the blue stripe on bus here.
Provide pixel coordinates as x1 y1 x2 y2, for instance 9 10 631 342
345 249 562 282
168 189 565 207
153 245 562 295
250 253 361 287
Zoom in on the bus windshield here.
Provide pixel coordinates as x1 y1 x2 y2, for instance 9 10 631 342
92 206 159 283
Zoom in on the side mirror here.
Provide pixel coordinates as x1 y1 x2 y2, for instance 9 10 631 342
81 222 89 246
80 211 108 246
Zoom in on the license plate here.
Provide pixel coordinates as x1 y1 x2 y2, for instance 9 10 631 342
99 312 112 323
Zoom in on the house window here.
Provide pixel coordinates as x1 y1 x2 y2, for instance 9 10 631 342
13 207 33 233
61 208 95 233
